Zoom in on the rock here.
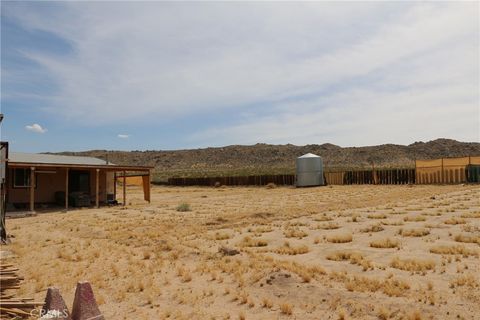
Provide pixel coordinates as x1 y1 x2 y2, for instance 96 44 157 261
219 246 240 256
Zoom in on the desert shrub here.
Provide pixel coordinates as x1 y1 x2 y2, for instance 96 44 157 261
370 238 399 249
176 202 191 212
266 182 277 189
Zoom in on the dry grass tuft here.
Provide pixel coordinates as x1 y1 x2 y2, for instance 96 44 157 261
360 224 384 233
430 244 478 257
345 275 410 297
262 297 273 309
327 233 353 243
390 257 435 272
367 213 387 219
239 236 268 247
317 222 340 230
283 228 308 239
460 211 480 218
326 250 373 270
314 215 333 222
176 266 192 282
274 241 310 255
403 215 426 222
215 232 232 240
370 238 399 249
279 302 293 315
453 233 479 244
398 228 430 237
382 220 404 226
450 274 479 288
444 217 466 225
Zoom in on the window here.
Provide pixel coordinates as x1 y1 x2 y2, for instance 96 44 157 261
13 168 32 188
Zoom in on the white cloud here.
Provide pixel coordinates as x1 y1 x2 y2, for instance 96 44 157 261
117 134 129 139
5 2 480 145
25 123 47 133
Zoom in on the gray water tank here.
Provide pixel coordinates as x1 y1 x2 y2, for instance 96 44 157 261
296 153 324 187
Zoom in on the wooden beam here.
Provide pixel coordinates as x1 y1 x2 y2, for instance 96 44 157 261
122 170 126 206
95 168 100 208
29 167 35 212
65 168 69 211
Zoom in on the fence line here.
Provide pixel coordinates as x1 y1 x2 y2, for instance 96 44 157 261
167 168 417 186
166 155 480 187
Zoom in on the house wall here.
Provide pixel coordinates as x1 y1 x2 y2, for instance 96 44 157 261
8 167 109 205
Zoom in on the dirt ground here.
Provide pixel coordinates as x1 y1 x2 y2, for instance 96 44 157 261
4 184 480 319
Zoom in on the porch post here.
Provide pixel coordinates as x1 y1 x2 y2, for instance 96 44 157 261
65 168 69 211
142 170 151 203
122 171 126 206
29 167 35 212
95 169 100 208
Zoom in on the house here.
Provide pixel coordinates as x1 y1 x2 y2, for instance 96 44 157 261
5 152 153 212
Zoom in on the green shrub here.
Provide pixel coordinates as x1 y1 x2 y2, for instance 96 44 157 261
176 202 191 212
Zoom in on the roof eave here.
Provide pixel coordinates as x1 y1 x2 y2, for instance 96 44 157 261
7 161 153 171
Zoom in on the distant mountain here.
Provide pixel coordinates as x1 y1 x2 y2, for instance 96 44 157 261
53 139 480 181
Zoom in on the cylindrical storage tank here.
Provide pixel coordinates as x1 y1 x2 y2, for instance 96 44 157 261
296 153 324 187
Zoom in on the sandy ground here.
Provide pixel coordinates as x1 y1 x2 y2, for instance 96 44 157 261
3 184 480 319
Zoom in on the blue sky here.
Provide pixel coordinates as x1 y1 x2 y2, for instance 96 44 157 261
1 1 479 152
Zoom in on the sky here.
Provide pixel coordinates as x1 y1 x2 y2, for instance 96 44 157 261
1 1 479 152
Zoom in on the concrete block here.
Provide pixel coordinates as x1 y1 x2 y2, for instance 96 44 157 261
71 281 104 320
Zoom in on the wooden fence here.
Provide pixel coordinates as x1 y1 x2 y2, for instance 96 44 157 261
168 174 295 187
167 168 416 186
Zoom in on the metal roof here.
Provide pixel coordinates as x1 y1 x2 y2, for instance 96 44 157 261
298 153 321 158
8 152 108 166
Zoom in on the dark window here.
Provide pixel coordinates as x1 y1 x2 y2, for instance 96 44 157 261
13 168 31 187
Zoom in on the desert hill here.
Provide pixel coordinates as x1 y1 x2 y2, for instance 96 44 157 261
54 139 480 181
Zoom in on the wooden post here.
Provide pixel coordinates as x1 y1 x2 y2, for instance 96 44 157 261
142 171 151 203
95 169 100 208
65 168 69 211
441 158 444 184
29 167 35 212
113 172 117 202
122 171 126 206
